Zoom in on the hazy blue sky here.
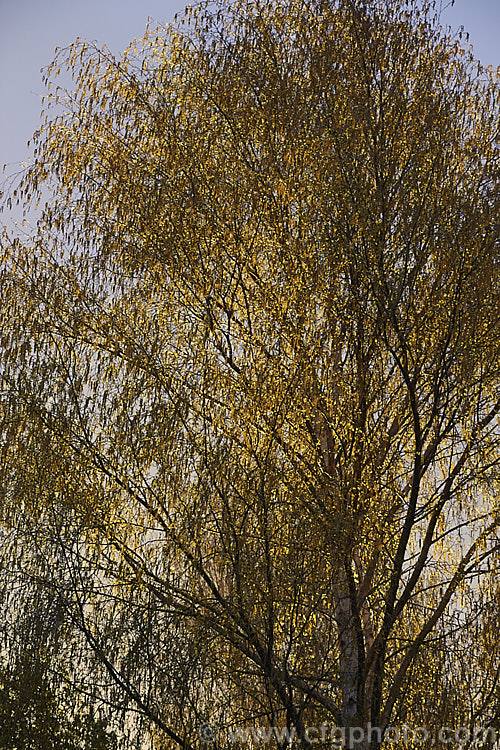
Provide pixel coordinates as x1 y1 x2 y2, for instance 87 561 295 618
1 0 498 200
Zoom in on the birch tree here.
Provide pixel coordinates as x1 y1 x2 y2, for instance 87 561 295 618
1 0 499 747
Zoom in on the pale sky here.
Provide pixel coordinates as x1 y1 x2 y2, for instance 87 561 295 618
0 0 498 209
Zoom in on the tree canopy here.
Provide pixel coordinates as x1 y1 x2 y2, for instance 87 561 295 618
1 0 499 747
